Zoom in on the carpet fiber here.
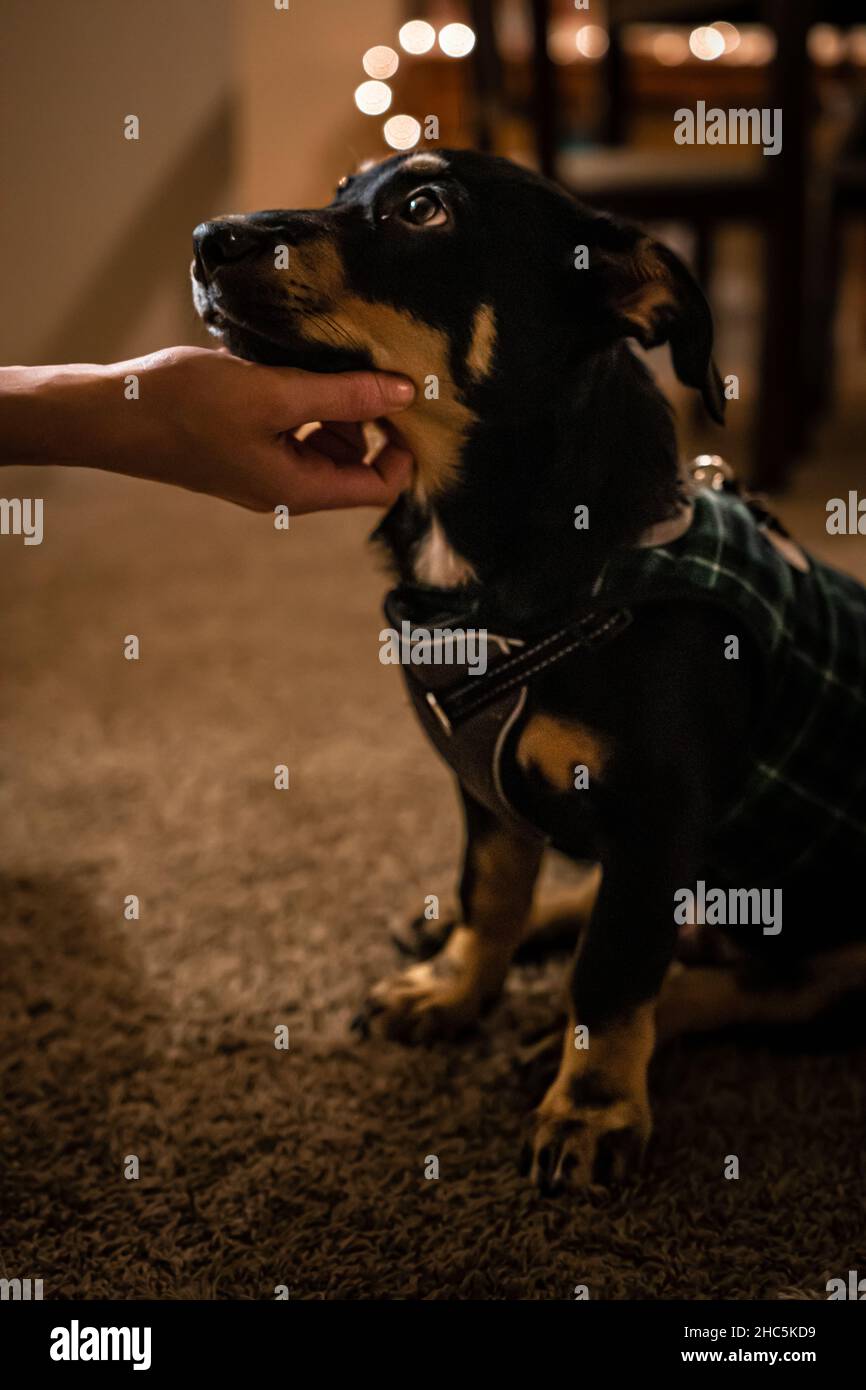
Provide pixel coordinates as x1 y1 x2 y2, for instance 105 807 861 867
1 463 864 1301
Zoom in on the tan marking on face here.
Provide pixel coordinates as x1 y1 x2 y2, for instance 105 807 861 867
282 236 345 303
402 153 448 175
516 714 610 793
466 303 496 382
282 235 474 496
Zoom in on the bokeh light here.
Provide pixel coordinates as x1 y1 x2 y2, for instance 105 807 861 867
362 46 399 80
808 24 844 66
712 21 741 55
354 80 392 116
548 22 580 65
438 23 476 58
398 20 436 56
383 114 422 150
689 26 725 61
576 24 610 60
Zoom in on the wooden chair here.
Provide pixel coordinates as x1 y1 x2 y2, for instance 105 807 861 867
467 0 815 489
807 95 866 417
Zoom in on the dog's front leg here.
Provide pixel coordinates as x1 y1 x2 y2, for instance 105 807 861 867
526 835 685 1190
358 789 543 1044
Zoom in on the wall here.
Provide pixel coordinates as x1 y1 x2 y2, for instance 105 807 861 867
0 0 408 366
234 0 403 210
0 0 232 364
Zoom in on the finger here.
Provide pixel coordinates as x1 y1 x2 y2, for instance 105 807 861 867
321 458 409 508
290 444 413 512
370 444 414 493
278 369 415 424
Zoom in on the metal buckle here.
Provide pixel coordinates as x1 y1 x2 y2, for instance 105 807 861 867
690 454 733 491
425 690 453 737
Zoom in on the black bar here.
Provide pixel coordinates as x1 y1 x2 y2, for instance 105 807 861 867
3 1296 862 1374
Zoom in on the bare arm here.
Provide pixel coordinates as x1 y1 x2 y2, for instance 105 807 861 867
0 346 415 514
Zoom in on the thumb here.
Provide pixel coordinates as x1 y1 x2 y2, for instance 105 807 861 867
281 368 415 424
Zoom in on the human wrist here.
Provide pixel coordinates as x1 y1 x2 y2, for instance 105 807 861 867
0 362 129 470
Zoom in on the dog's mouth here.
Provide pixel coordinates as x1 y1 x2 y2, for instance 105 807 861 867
192 262 373 374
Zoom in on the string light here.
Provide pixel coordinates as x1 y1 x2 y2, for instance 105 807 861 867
712 21 741 55
808 24 844 67
383 114 422 150
398 20 435 55
548 22 580 65
438 23 476 59
354 80 392 116
689 26 725 61
362 46 399 80
576 24 609 60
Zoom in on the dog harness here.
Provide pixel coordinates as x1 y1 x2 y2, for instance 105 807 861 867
385 459 866 879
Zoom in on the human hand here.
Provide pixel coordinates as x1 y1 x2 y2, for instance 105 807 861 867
112 346 416 513
1 346 416 515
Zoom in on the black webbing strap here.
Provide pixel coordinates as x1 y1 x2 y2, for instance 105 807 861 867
425 607 632 735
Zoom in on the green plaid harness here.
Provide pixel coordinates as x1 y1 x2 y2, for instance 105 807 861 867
594 486 866 882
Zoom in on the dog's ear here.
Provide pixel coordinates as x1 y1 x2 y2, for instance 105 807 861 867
585 217 725 424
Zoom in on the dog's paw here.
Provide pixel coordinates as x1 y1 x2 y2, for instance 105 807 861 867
521 1089 651 1192
353 959 483 1044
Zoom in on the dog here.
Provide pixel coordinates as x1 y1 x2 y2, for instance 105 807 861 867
192 149 866 1191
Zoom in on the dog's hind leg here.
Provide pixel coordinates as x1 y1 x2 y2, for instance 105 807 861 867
656 945 866 1042
357 789 543 1043
518 865 602 958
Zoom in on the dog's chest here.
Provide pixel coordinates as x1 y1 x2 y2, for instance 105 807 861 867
412 518 476 588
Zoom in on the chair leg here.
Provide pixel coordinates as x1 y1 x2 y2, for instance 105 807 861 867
528 0 556 177
752 0 813 490
694 221 713 298
469 0 500 155
692 223 715 431
802 189 842 424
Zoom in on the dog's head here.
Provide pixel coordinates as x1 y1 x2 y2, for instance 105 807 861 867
192 148 723 499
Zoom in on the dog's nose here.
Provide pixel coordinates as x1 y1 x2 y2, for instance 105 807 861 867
193 220 263 274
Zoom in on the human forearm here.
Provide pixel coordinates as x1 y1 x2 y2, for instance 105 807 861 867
0 361 132 470
0 347 415 512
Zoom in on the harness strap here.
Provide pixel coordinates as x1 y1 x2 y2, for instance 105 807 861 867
421 607 633 737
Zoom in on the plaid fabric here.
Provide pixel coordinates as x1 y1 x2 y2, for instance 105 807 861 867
593 487 866 882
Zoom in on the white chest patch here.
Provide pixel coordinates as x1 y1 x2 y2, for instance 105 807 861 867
412 517 477 588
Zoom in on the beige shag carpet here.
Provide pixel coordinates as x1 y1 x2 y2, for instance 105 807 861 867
1 461 864 1300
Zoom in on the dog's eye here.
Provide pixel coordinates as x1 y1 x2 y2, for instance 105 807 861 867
399 189 448 228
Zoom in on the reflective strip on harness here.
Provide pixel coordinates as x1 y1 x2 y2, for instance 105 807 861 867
385 589 632 832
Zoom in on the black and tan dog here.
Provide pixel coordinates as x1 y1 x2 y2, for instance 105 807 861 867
192 149 866 1191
